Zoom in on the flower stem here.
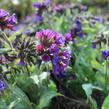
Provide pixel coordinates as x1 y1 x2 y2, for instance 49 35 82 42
105 37 108 92
105 59 108 92
0 30 13 50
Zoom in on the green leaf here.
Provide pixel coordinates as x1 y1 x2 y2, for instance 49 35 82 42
0 48 11 53
82 84 93 97
31 75 39 84
9 29 23 41
83 27 97 34
102 94 109 109
30 72 49 85
91 60 104 71
0 102 8 109
36 91 60 109
8 98 22 109
89 96 98 109
8 85 32 109
8 98 29 109
82 84 102 109
82 83 102 97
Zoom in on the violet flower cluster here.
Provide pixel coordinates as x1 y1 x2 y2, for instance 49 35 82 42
71 19 83 38
0 9 17 31
36 29 71 75
53 5 63 12
91 16 102 24
33 0 50 8
102 50 109 60
91 42 97 49
0 81 5 96
32 0 50 22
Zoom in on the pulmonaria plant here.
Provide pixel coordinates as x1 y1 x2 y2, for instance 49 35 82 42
36 29 71 75
0 9 17 31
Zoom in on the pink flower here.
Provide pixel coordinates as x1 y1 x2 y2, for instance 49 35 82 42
64 33 72 42
36 31 43 39
37 44 44 52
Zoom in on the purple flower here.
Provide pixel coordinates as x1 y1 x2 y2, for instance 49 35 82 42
6 14 18 25
64 33 72 42
59 63 67 71
0 81 5 91
36 29 54 39
58 72 66 79
12 26 20 31
75 19 81 25
52 67 60 75
52 57 67 75
0 9 9 18
52 56 61 66
76 20 82 31
102 50 109 60
77 32 83 38
61 49 71 57
80 6 87 11
42 53 50 62
60 49 71 65
52 60 60 75
44 0 51 6
23 16 32 24
0 9 17 31
56 37 65 46
34 13 43 22
42 29 54 38
52 66 60 75
12 40 17 47
36 29 56 49
54 5 62 11
33 2 42 8
95 17 102 22
49 44 59 55
54 32 62 40
62 58 70 65
18 60 26 66
24 29 31 36
52 56 64 75
91 20 96 25
12 24 24 31
71 26 78 36
71 19 83 38
91 42 96 49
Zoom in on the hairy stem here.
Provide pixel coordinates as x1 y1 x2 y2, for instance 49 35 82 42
0 30 13 49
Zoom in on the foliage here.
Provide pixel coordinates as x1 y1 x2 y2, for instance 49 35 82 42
0 0 109 109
